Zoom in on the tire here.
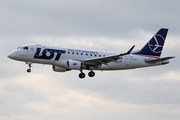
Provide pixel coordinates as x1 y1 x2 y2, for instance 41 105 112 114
88 71 95 77
27 69 31 73
79 72 85 79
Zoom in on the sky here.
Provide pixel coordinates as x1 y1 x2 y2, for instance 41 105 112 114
0 0 180 120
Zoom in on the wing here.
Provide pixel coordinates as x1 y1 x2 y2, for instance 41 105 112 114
83 45 135 66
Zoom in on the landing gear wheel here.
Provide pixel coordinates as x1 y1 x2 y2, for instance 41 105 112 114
27 69 31 73
88 71 95 77
79 72 85 79
26 62 32 73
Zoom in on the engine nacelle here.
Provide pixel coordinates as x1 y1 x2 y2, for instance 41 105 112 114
52 65 67 72
67 60 82 70
54 60 68 68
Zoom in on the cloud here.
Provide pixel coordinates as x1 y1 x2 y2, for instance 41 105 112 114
1 0 180 37
1 72 180 120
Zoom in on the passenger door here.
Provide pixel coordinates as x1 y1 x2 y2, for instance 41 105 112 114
125 55 130 66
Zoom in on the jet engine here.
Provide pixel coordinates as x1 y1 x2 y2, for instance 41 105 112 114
67 60 82 70
52 65 67 72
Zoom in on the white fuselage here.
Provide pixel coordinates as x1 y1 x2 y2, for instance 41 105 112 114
8 44 162 71
7 28 173 78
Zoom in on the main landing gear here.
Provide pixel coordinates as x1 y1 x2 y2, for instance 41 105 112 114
79 70 95 79
88 71 95 77
26 62 32 73
79 72 85 79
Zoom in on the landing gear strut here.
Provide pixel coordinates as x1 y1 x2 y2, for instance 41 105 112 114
26 62 32 73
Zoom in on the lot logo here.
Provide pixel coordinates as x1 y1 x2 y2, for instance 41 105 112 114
34 48 66 60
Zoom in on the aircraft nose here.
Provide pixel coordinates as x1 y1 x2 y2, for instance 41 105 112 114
7 52 16 59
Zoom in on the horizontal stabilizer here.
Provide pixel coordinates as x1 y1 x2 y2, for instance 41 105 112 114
145 56 175 63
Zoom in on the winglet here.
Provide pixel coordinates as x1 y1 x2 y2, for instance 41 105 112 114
119 45 135 56
127 45 135 54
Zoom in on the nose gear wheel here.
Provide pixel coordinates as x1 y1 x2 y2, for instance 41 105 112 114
26 62 32 73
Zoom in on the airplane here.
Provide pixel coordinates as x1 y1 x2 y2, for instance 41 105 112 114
7 28 174 78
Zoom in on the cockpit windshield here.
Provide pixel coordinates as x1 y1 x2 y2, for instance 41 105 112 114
17 46 28 50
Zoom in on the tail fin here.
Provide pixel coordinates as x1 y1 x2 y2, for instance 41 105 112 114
133 28 168 57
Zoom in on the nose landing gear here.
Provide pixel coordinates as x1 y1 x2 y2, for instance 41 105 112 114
27 69 31 73
26 62 32 73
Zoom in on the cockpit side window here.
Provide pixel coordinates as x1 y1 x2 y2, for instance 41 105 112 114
23 46 28 50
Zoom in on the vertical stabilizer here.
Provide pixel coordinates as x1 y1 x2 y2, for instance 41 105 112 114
133 28 168 57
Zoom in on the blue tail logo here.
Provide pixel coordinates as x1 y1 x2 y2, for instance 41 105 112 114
148 34 164 53
133 28 168 57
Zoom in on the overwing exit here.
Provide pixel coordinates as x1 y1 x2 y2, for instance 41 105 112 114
7 28 175 78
